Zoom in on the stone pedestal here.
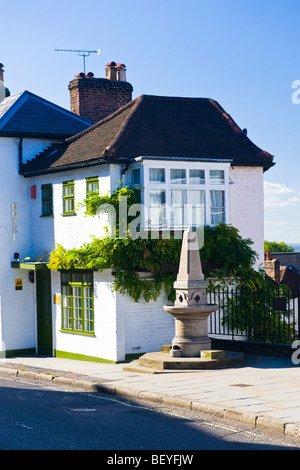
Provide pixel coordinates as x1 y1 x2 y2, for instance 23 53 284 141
163 228 218 358
164 305 215 356
123 227 243 373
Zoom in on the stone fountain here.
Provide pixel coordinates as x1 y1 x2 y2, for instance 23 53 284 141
124 228 243 372
163 227 218 357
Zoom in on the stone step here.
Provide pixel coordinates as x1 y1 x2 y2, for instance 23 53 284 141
137 351 243 370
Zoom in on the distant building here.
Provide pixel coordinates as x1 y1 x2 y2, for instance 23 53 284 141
265 251 300 294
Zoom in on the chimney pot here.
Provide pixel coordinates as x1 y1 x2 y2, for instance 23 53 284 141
75 72 85 78
0 62 9 103
116 63 127 82
105 62 117 80
85 72 94 78
0 63 4 83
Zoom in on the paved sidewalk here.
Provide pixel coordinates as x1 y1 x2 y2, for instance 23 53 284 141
0 353 300 441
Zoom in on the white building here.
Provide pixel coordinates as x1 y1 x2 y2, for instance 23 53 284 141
0 63 275 362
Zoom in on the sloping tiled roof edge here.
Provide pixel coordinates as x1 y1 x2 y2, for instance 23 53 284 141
64 97 139 147
208 98 275 171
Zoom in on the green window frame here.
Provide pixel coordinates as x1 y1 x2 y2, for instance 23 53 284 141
61 271 94 334
86 177 99 198
41 184 53 216
63 181 75 215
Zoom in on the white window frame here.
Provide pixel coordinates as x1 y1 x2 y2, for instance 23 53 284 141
139 161 230 230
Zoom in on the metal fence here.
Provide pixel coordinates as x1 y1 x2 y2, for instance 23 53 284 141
207 285 300 345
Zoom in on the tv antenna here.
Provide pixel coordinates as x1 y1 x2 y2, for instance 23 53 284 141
54 49 101 74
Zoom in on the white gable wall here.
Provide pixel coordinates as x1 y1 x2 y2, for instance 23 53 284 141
229 166 264 268
0 137 57 354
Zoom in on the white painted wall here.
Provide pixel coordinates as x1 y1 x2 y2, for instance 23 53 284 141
29 163 123 255
51 269 174 362
52 270 119 362
229 166 264 268
121 287 175 357
0 137 54 353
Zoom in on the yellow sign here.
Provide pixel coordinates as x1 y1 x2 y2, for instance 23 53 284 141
15 279 22 290
54 294 61 305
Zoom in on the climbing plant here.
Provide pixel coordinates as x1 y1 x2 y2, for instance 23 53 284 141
49 186 261 303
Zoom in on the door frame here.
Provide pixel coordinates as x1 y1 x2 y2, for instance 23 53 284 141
36 268 53 356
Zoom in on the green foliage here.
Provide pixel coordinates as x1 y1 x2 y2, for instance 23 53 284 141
49 186 259 303
201 224 257 282
264 240 294 253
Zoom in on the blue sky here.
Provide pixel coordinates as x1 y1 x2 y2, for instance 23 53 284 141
2 0 300 243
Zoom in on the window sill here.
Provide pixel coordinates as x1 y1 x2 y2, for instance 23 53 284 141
40 214 54 218
61 213 77 217
59 329 95 337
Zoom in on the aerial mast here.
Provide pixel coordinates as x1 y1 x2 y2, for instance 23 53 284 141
54 49 101 74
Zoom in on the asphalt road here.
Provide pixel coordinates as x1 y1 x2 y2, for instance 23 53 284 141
0 375 298 452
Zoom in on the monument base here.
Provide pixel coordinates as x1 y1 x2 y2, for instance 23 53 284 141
171 336 211 357
124 350 243 372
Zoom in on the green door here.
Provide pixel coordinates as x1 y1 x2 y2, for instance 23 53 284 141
36 269 53 356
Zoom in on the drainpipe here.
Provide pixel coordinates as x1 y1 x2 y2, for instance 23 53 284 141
18 137 23 174
121 162 131 184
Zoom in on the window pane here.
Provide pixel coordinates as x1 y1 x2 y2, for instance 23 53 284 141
62 273 71 283
210 190 225 224
149 168 165 183
64 185 74 196
63 182 75 214
170 169 186 184
189 169 205 185
41 184 53 216
64 198 74 213
131 169 141 184
171 189 187 226
61 271 94 334
210 170 224 184
87 181 98 193
190 190 205 225
149 190 166 226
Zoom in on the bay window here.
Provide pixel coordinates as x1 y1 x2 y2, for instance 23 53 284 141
149 189 166 226
210 190 225 225
171 189 187 226
145 165 227 228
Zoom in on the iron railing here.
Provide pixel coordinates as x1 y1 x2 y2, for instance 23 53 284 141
207 285 300 345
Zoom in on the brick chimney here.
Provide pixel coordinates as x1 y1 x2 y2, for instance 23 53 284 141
0 63 10 103
264 255 281 284
68 61 133 123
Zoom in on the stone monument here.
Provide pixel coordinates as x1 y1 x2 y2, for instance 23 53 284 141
164 227 218 357
123 227 243 371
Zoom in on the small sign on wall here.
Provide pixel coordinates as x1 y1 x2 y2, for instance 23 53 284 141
15 279 22 290
54 294 60 305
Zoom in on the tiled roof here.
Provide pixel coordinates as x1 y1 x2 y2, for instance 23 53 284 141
0 91 93 137
21 94 275 176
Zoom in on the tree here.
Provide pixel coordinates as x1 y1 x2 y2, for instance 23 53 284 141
264 240 294 253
